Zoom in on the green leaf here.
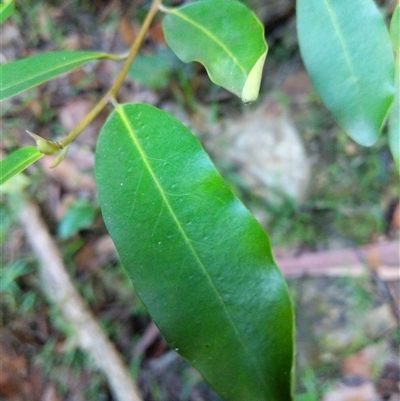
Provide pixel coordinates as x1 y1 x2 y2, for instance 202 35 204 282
390 5 400 51
389 95 399 173
0 260 31 295
0 51 114 101
26 130 63 155
389 6 400 173
161 0 267 103
0 0 15 23
129 48 181 89
297 0 395 146
95 103 294 401
0 147 43 186
389 56 400 173
58 199 97 239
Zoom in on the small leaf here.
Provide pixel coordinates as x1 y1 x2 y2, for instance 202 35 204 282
390 5 400 51
26 131 63 155
297 0 395 146
0 50 115 101
50 145 69 168
95 103 294 401
389 6 400 173
0 0 14 23
0 260 31 294
129 48 181 89
161 0 267 103
58 199 97 239
0 147 43 186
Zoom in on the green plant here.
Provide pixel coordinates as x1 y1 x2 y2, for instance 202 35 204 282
295 367 319 401
0 0 14 23
0 259 35 312
1 0 397 400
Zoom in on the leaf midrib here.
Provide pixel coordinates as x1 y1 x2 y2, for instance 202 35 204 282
170 8 247 74
0 148 43 185
322 0 367 119
116 104 270 397
0 52 104 94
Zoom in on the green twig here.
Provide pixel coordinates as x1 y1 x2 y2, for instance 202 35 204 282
60 0 163 148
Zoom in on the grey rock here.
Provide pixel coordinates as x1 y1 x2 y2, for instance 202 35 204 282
205 97 310 205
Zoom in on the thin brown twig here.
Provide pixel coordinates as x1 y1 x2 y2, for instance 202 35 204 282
18 200 143 401
59 0 163 149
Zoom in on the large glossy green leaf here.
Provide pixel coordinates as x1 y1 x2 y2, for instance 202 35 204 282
389 6 400 173
0 51 115 101
389 66 399 173
0 0 15 23
390 5 400 51
95 103 294 401
0 147 43 186
161 0 267 103
297 0 395 146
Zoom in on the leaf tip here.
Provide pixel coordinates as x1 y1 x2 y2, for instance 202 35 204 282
26 130 63 155
241 51 267 103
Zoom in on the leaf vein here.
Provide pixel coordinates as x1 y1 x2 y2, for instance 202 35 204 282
322 0 366 115
116 104 269 392
171 9 247 74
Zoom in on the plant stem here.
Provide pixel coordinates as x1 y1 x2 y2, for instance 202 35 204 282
60 0 163 148
109 0 163 97
18 199 144 401
59 96 108 148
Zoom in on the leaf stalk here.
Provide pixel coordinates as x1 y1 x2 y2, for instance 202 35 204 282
59 0 163 148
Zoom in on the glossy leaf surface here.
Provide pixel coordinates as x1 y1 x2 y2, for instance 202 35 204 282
96 103 294 401
0 147 43 186
0 0 14 23
389 6 400 173
162 0 267 103
389 66 399 173
0 51 113 101
297 0 395 146
390 5 400 50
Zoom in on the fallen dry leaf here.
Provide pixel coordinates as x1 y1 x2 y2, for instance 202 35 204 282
119 17 138 44
40 156 96 192
41 384 62 401
58 98 94 132
341 346 382 379
392 203 400 229
76 235 116 272
0 338 35 400
148 20 166 44
95 235 117 261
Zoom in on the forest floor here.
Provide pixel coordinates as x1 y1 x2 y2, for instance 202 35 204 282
1 1 399 400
